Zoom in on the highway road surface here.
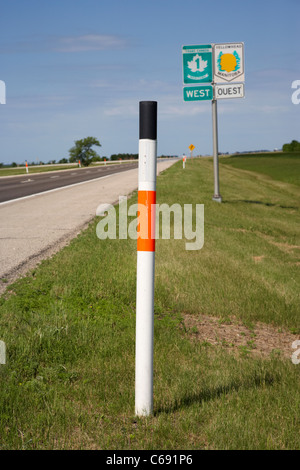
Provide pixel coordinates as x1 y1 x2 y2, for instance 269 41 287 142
0 162 138 203
0 158 177 292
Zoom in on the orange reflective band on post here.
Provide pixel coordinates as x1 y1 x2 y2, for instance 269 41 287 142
137 190 156 252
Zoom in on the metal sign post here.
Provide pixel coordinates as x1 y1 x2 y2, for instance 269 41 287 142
211 97 222 202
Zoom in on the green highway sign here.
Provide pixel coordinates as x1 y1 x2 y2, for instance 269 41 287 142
183 85 213 101
182 44 213 84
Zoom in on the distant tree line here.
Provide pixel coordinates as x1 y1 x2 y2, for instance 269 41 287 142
1 133 179 168
1 154 178 168
282 140 300 152
158 155 179 158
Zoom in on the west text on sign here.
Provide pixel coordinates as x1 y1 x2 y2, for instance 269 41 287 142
183 85 213 101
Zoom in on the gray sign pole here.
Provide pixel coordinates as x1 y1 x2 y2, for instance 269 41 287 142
211 95 222 202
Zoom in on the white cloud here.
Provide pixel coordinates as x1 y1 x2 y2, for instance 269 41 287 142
0 34 128 54
56 34 127 52
102 95 210 119
6 94 75 110
251 104 291 114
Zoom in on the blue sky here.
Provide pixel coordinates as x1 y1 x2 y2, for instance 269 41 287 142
0 0 299 163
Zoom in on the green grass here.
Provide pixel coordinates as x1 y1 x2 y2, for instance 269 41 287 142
155 158 299 329
0 165 80 176
0 161 134 177
0 156 299 449
221 152 300 186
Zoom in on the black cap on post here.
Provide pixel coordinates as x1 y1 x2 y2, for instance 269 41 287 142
139 101 157 140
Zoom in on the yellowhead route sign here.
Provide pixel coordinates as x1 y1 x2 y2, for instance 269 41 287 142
213 43 244 83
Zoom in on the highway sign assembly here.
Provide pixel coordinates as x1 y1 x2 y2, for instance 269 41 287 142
182 45 213 84
182 42 245 203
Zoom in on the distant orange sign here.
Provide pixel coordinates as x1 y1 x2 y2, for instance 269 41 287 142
189 144 195 152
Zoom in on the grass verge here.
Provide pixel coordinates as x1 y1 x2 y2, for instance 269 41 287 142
0 165 79 176
221 152 300 186
0 156 299 449
0 162 127 177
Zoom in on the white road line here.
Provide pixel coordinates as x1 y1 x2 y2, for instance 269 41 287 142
50 175 60 179
0 171 127 206
20 179 32 183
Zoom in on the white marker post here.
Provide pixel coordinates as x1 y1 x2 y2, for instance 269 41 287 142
135 101 157 417
25 161 29 174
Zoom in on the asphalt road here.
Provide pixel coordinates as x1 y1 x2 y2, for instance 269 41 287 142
0 162 138 203
0 159 177 291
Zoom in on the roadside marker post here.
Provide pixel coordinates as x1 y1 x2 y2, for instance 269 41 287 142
135 101 157 417
25 161 28 174
183 154 186 169
78 160 81 168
